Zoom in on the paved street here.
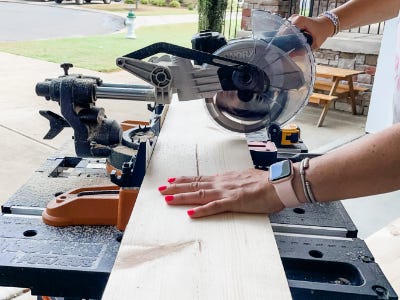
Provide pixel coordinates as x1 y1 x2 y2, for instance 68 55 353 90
0 1 124 41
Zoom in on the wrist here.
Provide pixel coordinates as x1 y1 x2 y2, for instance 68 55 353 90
266 183 286 212
292 162 309 204
268 160 305 208
318 11 340 36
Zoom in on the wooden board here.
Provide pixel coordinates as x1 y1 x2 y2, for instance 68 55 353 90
316 65 364 78
309 93 338 104
366 217 400 294
314 80 368 94
102 99 291 299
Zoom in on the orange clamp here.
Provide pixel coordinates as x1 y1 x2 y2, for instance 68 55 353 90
42 185 138 231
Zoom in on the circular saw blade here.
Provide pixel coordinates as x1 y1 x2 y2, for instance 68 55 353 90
205 10 315 133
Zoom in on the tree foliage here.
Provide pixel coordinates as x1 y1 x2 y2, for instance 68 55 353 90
198 0 227 32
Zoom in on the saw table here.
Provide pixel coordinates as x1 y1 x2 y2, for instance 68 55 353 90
0 140 397 300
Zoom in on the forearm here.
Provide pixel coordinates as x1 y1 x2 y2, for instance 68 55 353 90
158 125 400 218
295 124 400 203
290 0 400 49
331 0 400 30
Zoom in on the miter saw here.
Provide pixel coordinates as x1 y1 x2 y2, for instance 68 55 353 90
35 10 315 228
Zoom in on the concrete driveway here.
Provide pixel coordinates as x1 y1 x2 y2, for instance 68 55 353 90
0 1 124 41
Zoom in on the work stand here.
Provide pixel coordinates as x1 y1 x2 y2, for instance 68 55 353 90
0 141 397 300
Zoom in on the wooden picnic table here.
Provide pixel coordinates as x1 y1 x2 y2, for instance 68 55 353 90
309 65 367 127
315 65 366 114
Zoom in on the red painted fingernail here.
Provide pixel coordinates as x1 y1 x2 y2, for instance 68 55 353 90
165 195 174 202
187 209 195 217
167 177 176 183
158 185 167 192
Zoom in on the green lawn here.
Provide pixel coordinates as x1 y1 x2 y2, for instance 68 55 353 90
84 3 196 15
0 2 242 72
0 23 198 72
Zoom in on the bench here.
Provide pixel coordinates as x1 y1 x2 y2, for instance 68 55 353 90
308 92 338 127
314 80 369 95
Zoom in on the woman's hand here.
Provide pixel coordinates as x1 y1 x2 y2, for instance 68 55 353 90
289 14 335 49
158 169 285 218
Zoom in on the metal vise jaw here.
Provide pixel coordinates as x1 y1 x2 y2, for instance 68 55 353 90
36 75 122 157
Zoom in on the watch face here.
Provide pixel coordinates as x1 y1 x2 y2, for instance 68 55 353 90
269 160 291 181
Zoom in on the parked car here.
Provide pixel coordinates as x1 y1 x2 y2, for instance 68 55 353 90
55 0 120 4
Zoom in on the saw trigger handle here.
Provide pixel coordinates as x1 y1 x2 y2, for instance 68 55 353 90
301 30 313 46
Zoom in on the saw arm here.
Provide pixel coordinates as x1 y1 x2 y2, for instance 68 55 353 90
117 42 269 103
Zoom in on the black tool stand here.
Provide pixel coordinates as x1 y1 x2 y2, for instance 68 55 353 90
0 142 397 300
271 204 397 299
0 142 122 300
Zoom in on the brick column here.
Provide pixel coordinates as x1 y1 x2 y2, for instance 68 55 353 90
241 0 301 31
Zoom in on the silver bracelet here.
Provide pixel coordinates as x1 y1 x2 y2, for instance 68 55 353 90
320 11 340 36
299 158 317 204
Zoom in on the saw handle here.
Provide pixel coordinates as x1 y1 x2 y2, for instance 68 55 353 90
301 30 313 46
123 42 246 69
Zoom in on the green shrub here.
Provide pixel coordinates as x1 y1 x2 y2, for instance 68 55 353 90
157 0 166 6
169 0 180 7
150 0 158 5
179 0 197 8
124 0 135 4
140 0 149 4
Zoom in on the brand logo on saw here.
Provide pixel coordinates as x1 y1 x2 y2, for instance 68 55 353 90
222 50 254 60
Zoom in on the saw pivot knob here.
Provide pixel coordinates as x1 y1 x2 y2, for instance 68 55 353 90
61 63 73 76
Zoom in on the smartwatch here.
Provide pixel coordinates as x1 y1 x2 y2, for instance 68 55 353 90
268 159 301 208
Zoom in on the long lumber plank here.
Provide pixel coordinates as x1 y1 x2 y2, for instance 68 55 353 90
102 99 291 299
